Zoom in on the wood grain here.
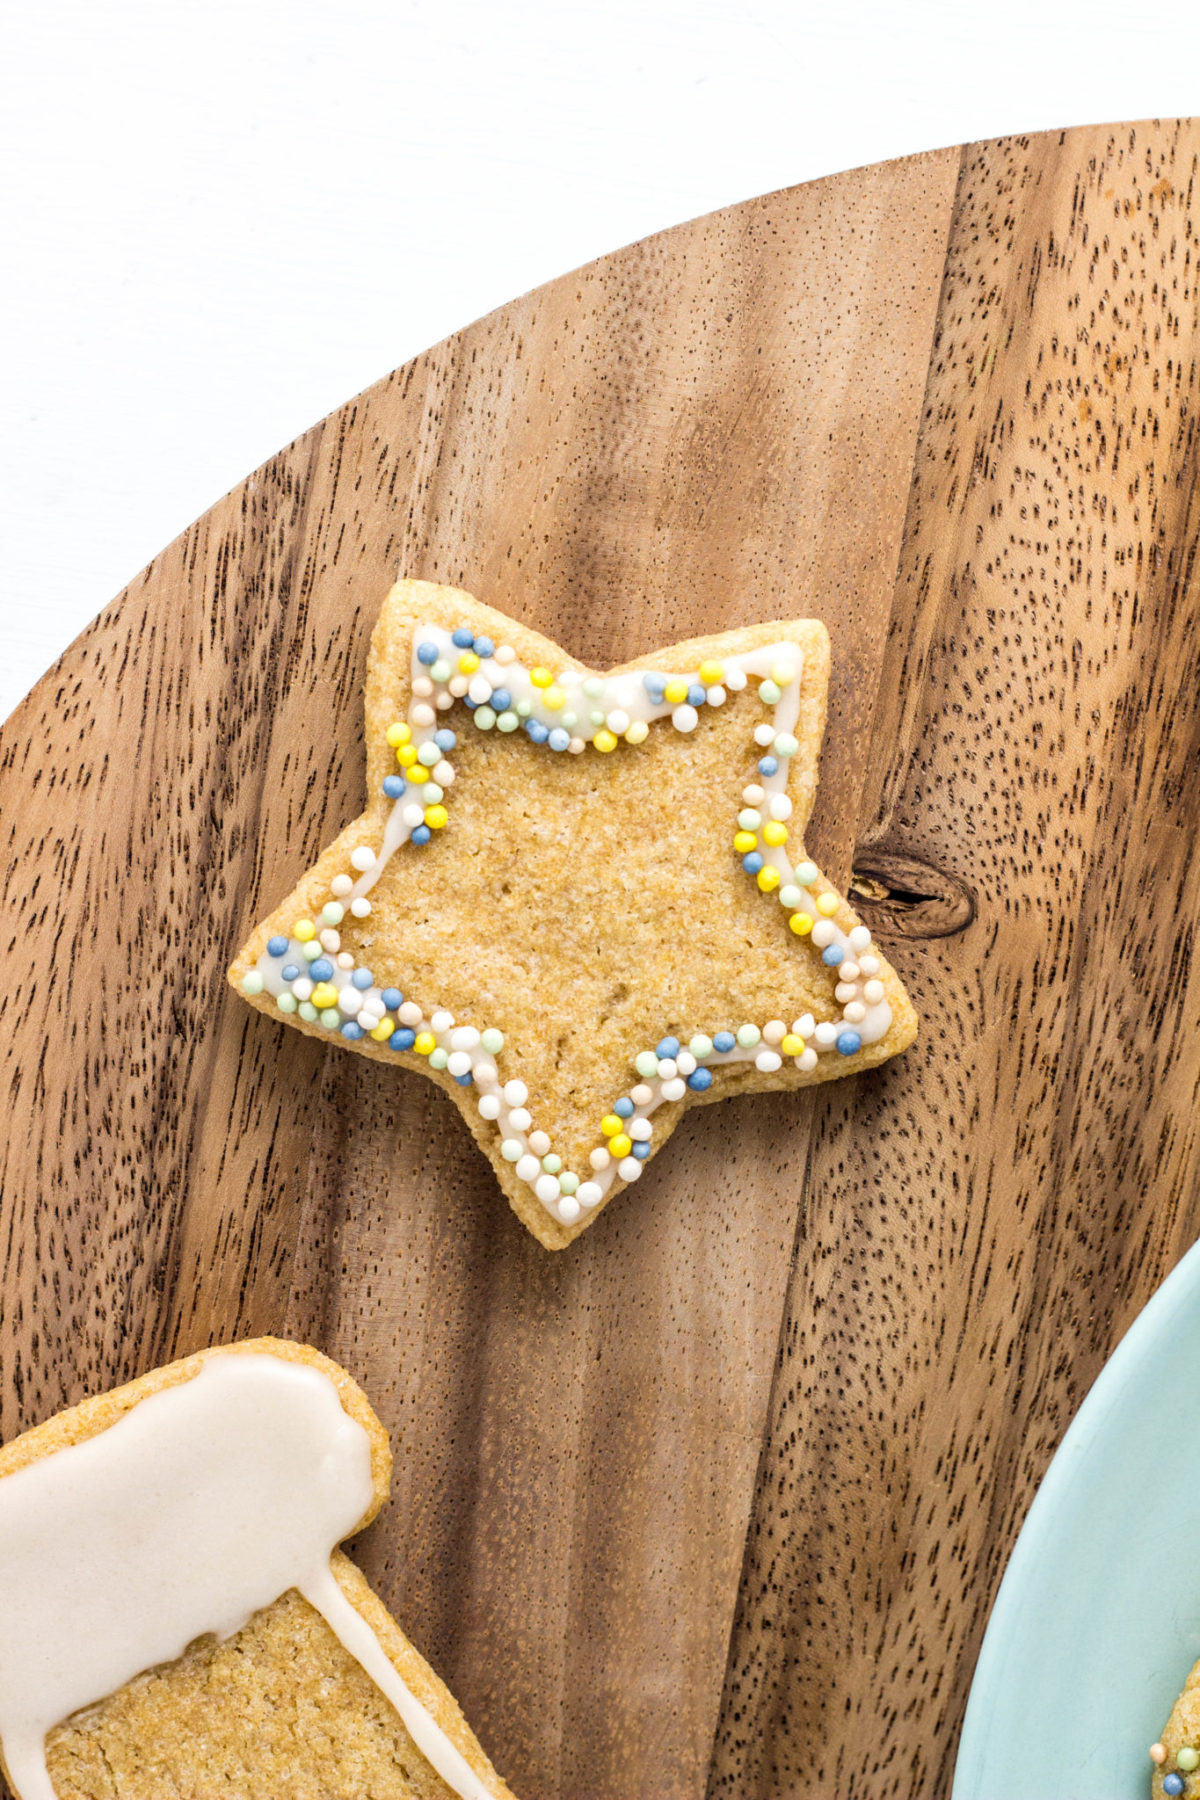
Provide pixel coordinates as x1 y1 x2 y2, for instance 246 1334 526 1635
1 121 1197 1800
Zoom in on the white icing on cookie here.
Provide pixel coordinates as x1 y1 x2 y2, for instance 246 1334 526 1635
0 1354 495 1800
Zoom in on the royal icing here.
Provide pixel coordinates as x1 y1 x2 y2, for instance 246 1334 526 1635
0 1354 495 1800
247 623 894 1227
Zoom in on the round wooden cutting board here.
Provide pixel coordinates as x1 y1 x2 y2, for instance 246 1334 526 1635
3 120 1200 1800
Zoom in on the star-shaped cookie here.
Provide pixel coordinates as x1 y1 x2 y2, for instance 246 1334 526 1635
230 580 917 1248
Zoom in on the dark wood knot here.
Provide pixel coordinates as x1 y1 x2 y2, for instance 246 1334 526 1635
848 849 974 940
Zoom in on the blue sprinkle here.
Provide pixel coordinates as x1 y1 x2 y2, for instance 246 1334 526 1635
687 683 707 707
452 626 474 648
309 958 334 982
822 944 845 966
642 673 667 701
548 727 570 751
713 1031 736 1053
632 1141 652 1159
473 635 495 658
411 825 432 845
836 1030 862 1057
390 1027 416 1051
341 1022 365 1041
614 1096 634 1118
1164 1778 1185 1797
687 1067 714 1091
417 640 439 664
489 688 511 713
381 988 403 1012
352 968 373 990
455 1072 474 1086
434 728 457 751
463 695 478 709
758 756 779 776
382 774 405 798
743 852 764 875
656 1036 680 1059
281 964 300 982
526 720 550 744
267 935 289 957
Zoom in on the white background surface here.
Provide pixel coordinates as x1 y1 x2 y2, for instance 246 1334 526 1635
1 0 1197 721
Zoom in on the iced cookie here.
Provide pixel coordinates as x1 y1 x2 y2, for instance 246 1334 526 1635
1150 1664 1200 1797
230 580 918 1248
0 1339 516 1800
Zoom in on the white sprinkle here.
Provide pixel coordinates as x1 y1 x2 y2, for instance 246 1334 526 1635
725 667 748 691
839 961 860 982
754 722 775 747
338 989 363 1016
412 703 435 728
631 1083 654 1106
607 709 631 735
330 873 354 897
535 1174 562 1204
447 1051 472 1076
448 675 469 697
411 676 434 698
478 1094 502 1120
336 952 355 970
430 1010 454 1033
503 1079 528 1107
707 685 726 705
509 1107 532 1133
815 1022 838 1046
292 978 313 1001
320 929 341 952
359 1009 382 1030
450 1026 480 1051
473 1060 498 1084
629 1118 652 1141
811 920 837 948
515 1155 540 1183
557 1196 582 1224
676 1050 697 1076
568 736 586 753
863 979 885 1005
576 1182 602 1208
350 846 376 872
350 897 372 918
799 1047 819 1071
528 1129 551 1156
672 704 699 732
402 802 425 828
859 955 881 976
742 783 765 805
844 1002 867 1023
755 1049 782 1072
494 644 516 665
435 691 454 710
433 759 455 785
590 1146 611 1171
618 1157 642 1181
763 1020 787 1045
656 1058 678 1080
769 794 793 821
398 1001 423 1026
468 674 493 705
835 982 859 1004
661 1077 686 1101
849 925 872 953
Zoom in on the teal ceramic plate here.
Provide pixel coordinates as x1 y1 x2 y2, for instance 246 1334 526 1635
954 1236 1200 1799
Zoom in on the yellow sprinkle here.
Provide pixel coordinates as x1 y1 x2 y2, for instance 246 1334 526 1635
698 660 724 686
458 651 480 673
414 1031 436 1056
771 661 796 686
734 830 758 854
609 1133 632 1159
530 666 553 688
664 678 689 704
386 722 411 747
816 892 839 917
781 1033 805 1056
294 918 316 942
789 912 814 936
625 720 649 745
371 1018 395 1041
593 729 618 753
397 744 417 766
424 804 448 829
311 982 338 1010
762 821 788 846
601 1114 622 1137
544 686 566 710
757 867 781 893
407 765 429 783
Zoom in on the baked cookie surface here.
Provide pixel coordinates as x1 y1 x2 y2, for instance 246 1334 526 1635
231 581 917 1247
0 1339 516 1800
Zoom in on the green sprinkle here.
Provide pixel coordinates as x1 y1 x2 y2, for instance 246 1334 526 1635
428 1048 449 1070
561 711 578 728
779 885 803 908
795 861 819 886
516 698 532 718
635 1050 659 1079
423 782 443 804
241 971 264 996
298 1001 318 1021
1179 1750 1200 1773
501 1139 522 1162
558 1171 580 1195
736 1023 761 1049
474 706 497 730
583 676 606 699
689 1034 713 1060
302 940 322 961
758 679 781 705
542 1154 562 1174
276 992 297 1013
418 742 440 766
321 901 345 926
738 808 762 830
773 733 799 758
430 658 452 682
481 1028 505 1054
496 711 519 732
319 1007 341 1029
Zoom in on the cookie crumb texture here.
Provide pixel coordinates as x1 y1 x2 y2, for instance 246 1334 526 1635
44 1566 501 1800
1153 1658 1200 1797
